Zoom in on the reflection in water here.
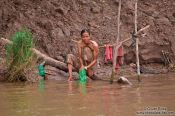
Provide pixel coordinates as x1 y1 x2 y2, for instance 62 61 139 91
68 81 73 95
79 81 87 95
102 86 112 116
68 81 87 95
38 79 45 92
0 74 175 116
136 84 142 106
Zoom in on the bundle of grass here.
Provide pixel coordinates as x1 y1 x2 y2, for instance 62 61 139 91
5 28 37 82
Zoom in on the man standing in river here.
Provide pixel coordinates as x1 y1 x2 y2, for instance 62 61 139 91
67 29 99 81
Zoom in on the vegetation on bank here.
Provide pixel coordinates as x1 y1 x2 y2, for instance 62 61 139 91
5 28 36 82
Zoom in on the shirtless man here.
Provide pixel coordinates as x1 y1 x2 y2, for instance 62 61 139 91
67 29 99 81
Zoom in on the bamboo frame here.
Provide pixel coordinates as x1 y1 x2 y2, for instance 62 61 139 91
71 25 150 48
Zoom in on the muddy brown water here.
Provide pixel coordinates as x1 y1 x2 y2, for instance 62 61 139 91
0 74 175 116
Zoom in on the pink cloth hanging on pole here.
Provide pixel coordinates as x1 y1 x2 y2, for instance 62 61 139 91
104 44 123 72
115 46 123 70
117 46 123 57
105 44 113 62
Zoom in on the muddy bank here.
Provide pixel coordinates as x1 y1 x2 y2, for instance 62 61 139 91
0 0 175 81
0 60 173 82
41 63 172 81
0 0 175 63
0 69 6 81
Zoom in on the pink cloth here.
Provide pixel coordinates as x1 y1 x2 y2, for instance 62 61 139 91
105 44 113 62
104 44 124 72
105 44 124 72
117 46 123 57
105 44 123 62
115 56 123 69
115 46 123 71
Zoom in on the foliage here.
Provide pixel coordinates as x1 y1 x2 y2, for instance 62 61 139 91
5 28 36 82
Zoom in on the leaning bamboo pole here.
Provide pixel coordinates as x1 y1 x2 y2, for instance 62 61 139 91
1 37 75 72
134 0 141 81
110 0 122 84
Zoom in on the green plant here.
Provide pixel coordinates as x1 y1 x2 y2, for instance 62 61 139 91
5 28 35 82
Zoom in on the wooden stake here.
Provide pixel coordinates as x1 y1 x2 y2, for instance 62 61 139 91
110 0 122 84
135 0 141 81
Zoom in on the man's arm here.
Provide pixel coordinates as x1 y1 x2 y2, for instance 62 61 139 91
78 42 84 69
86 42 99 69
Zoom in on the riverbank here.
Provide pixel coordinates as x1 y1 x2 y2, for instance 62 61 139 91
0 58 174 82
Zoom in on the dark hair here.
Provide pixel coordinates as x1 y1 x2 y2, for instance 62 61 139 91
80 29 90 37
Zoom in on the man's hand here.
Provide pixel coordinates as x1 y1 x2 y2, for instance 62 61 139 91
68 76 73 81
80 65 88 70
84 66 88 70
80 65 85 70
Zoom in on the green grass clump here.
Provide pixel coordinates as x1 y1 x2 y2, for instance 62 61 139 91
5 28 35 82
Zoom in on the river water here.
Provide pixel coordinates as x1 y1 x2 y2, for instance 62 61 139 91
0 74 175 116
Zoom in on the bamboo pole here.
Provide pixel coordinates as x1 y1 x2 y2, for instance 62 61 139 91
135 0 141 81
110 0 122 84
1 37 75 72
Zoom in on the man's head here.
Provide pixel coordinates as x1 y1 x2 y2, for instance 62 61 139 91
81 29 91 44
